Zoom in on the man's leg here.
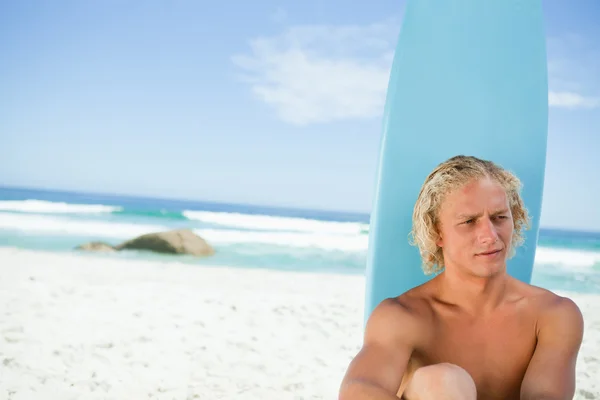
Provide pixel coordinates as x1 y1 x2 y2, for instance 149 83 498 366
402 363 476 400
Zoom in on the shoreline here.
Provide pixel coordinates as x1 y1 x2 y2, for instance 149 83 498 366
0 247 598 399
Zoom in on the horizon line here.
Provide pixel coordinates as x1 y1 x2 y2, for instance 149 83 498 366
1 184 599 235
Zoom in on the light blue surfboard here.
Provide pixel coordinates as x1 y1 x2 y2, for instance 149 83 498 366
365 0 549 321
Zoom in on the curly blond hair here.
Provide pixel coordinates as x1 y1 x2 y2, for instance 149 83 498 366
409 155 531 275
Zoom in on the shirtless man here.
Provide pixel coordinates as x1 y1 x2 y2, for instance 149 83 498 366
339 155 584 400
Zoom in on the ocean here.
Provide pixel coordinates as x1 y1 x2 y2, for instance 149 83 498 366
1 186 599 294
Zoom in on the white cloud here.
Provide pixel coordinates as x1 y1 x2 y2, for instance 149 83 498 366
548 91 599 109
231 21 399 125
233 23 599 125
546 33 600 110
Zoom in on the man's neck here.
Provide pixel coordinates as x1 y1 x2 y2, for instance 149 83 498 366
436 266 509 317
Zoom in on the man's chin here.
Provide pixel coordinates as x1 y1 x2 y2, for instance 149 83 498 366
473 255 507 274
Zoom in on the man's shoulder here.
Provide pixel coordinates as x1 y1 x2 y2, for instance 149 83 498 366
365 286 434 345
516 280 579 308
372 293 427 320
536 290 584 332
373 283 434 321
515 280 584 332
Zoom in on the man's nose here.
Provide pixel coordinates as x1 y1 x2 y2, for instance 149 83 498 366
478 217 499 244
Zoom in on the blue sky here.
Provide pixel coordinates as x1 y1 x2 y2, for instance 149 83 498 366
1 0 599 232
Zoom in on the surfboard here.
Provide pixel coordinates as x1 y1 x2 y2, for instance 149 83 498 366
364 0 549 321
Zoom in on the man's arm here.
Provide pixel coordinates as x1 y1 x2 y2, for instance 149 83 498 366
520 296 584 400
338 298 419 400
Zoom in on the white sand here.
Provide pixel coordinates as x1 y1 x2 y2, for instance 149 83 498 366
0 247 598 399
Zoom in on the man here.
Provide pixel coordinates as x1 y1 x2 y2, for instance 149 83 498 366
339 155 584 400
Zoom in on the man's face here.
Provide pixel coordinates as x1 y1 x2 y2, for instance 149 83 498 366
435 177 514 278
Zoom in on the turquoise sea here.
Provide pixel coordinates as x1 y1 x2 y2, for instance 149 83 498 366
1 186 599 294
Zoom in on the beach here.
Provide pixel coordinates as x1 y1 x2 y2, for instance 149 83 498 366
0 247 598 400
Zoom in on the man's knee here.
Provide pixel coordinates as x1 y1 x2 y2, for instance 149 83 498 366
404 363 476 400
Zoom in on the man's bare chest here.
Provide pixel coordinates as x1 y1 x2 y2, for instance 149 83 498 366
415 313 538 398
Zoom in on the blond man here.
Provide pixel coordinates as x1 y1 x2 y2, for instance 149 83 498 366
339 155 584 400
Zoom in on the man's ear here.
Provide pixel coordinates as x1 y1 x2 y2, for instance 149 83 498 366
435 226 443 247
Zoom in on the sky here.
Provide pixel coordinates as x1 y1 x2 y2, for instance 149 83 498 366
0 0 599 232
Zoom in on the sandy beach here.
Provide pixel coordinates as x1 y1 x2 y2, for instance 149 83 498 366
0 247 598 400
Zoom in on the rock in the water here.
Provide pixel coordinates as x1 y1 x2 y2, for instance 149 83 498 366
75 242 116 252
115 229 215 257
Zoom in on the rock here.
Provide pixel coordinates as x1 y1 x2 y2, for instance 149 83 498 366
75 241 116 252
115 229 215 257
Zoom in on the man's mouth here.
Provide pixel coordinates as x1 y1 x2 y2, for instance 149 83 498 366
477 249 502 256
